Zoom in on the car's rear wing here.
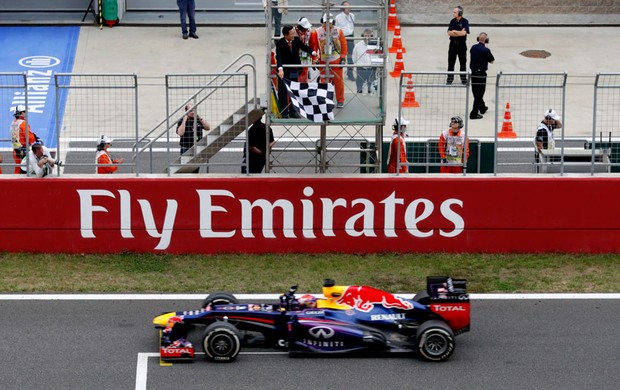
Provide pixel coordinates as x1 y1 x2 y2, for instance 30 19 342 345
426 276 468 302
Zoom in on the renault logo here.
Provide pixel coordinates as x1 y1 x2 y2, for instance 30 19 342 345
309 326 335 339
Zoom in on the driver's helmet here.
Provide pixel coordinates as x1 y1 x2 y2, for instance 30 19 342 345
298 294 317 308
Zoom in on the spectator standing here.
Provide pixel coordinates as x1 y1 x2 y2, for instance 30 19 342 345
263 0 288 37
20 142 55 177
316 13 347 109
295 17 318 83
10 105 39 174
352 28 376 95
469 32 494 119
534 109 562 172
96 135 124 174
438 116 469 174
177 103 210 155
335 1 356 81
176 0 198 40
276 25 316 118
446 6 469 85
387 117 409 173
242 116 275 174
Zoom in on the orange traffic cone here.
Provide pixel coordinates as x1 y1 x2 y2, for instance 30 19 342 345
498 102 517 138
390 49 405 78
401 76 420 108
387 0 399 32
389 25 406 54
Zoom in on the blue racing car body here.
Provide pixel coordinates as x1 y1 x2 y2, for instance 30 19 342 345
153 276 470 362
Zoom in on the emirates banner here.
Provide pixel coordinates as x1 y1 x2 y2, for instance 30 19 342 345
1 177 619 253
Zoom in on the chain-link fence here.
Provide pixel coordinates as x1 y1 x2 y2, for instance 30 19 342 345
593 73 620 173
55 73 138 174
393 71 470 174
265 1 388 174
494 72 566 174
162 73 250 174
0 73 27 174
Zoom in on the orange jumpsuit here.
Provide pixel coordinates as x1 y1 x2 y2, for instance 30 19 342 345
96 150 120 174
315 25 347 104
387 133 408 173
296 28 318 83
438 128 469 173
11 117 36 174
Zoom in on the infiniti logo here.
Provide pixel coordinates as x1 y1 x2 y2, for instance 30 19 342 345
309 326 335 339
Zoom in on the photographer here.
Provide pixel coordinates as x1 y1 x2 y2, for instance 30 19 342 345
534 108 563 172
20 142 55 177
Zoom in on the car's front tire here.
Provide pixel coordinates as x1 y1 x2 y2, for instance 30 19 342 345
202 322 241 362
416 320 455 362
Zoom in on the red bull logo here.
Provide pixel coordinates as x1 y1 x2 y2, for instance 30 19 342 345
336 286 413 312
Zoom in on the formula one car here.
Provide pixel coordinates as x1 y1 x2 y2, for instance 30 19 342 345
153 276 469 363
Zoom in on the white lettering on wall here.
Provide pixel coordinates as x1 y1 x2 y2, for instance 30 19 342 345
77 186 467 250
197 190 235 238
440 199 465 237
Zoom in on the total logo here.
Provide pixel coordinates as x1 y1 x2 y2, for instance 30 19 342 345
431 305 466 312
308 326 335 339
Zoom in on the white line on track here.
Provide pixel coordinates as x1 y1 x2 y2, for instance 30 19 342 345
136 351 287 390
1 293 619 300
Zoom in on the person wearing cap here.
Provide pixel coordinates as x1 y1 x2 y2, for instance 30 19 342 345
295 17 318 83
438 116 470 173
96 135 124 174
316 13 348 109
535 108 563 172
20 142 55 177
335 1 356 82
276 25 317 118
263 0 288 37
10 105 39 174
387 117 409 173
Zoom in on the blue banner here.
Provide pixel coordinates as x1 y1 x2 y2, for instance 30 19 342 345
0 26 79 148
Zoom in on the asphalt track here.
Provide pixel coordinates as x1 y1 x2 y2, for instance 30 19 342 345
1 295 618 390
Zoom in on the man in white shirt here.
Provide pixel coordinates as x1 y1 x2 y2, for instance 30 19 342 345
20 142 55 177
352 28 377 95
335 1 355 81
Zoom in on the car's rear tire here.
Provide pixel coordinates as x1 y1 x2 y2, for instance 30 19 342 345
202 322 241 362
416 320 455 362
202 292 238 309
412 290 430 305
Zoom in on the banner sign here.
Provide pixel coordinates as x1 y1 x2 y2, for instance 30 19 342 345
0 27 79 148
1 177 619 253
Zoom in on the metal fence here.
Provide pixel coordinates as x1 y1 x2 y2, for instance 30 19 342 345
395 71 470 174
54 73 138 174
0 73 27 174
494 72 566 174
5 70 620 176
593 73 620 174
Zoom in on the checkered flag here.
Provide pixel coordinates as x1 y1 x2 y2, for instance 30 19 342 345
283 79 335 122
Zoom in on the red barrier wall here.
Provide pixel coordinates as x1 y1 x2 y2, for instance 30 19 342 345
1 177 618 253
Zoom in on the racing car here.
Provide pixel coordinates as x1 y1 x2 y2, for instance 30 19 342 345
153 276 469 363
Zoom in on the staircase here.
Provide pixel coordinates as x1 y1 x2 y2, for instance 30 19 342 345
168 102 264 174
